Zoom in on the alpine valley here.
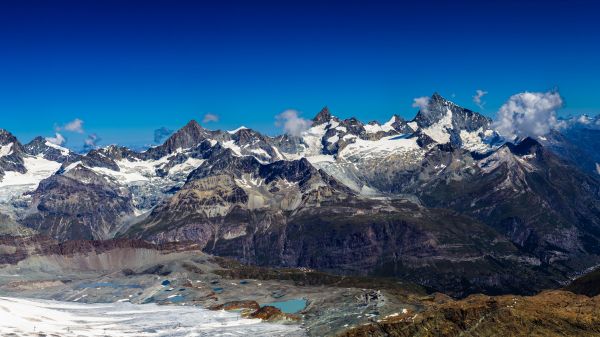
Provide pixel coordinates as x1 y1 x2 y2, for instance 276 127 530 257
2 93 600 336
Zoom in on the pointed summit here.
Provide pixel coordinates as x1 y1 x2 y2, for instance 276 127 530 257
24 136 72 161
146 120 211 158
180 119 203 133
428 92 457 110
313 106 333 125
431 92 444 102
166 119 209 147
0 129 19 146
414 93 491 133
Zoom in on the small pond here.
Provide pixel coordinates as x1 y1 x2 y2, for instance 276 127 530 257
262 298 307 314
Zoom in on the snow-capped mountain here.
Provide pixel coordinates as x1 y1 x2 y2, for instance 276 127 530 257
1 93 599 296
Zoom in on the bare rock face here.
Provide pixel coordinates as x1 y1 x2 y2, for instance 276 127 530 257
0 235 176 265
23 165 136 240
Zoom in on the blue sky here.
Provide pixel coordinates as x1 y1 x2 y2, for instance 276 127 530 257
0 0 599 150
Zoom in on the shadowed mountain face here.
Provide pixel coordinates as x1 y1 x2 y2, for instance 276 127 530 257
1 93 599 297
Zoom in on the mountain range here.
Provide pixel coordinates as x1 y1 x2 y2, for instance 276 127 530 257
1 93 599 297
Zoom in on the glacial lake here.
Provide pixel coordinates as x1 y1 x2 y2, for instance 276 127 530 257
263 298 307 313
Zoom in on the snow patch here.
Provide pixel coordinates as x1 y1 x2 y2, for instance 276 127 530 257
327 134 339 144
460 129 490 153
0 156 61 189
364 116 396 134
338 135 421 159
422 108 453 144
44 141 70 156
228 126 249 134
0 143 13 157
306 155 335 164
222 140 243 156
169 157 205 175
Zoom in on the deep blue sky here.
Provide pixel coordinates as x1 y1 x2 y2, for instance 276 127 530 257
1 0 599 150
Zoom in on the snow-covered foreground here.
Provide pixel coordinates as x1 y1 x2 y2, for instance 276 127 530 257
0 297 305 337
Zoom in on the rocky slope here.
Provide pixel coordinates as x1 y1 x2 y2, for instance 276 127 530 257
564 266 600 297
339 290 600 337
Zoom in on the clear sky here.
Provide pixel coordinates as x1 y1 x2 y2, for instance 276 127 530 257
1 0 599 150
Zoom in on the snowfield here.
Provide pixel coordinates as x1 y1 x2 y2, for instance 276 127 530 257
0 297 305 337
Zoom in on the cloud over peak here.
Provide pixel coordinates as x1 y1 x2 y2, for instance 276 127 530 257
83 133 101 152
473 89 488 109
412 96 431 113
275 109 312 137
493 90 564 140
46 133 66 146
202 113 219 124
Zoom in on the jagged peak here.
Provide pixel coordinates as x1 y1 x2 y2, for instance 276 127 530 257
0 130 24 153
313 106 333 124
431 92 444 101
180 119 204 132
414 93 491 132
0 129 18 143
165 120 208 144
26 136 45 145
429 92 460 109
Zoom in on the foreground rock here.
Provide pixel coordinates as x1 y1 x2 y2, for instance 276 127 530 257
250 305 301 322
339 290 600 337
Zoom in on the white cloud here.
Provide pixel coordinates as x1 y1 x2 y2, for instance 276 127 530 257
473 89 488 109
202 113 219 124
83 133 100 152
46 133 66 146
561 114 600 130
412 96 431 113
275 109 312 137
493 91 564 140
58 118 85 133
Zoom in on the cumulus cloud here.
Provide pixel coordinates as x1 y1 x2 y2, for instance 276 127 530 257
57 118 85 133
560 114 600 130
473 89 488 109
275 109 312 137
46 133 66 146
202 113 219 124
83 133 101 152
412 96 431 113
153 127 174 143
493 91 564 140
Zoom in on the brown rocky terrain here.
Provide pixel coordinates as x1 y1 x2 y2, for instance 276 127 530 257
339 290 600 337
